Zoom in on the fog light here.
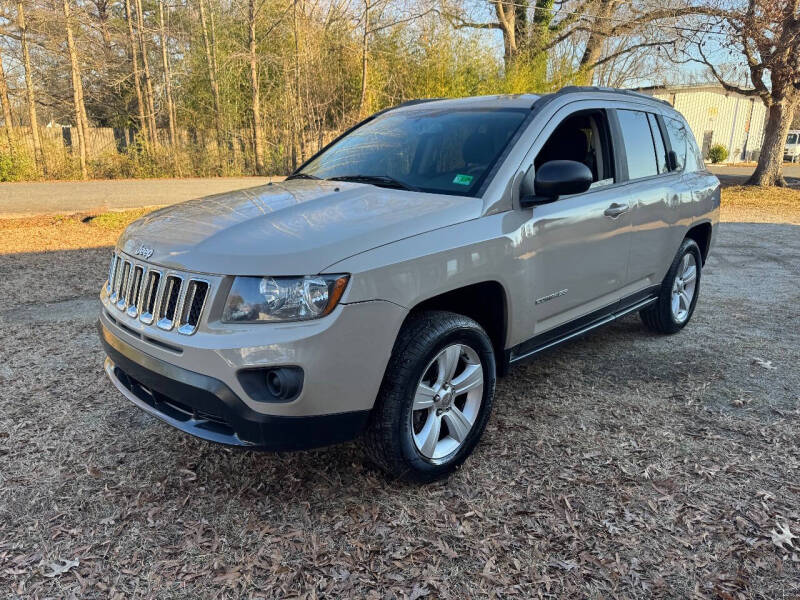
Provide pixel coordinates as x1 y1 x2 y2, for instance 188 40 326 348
238 366 304 403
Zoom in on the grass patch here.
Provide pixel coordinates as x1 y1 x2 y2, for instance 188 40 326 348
87 208 151 229
721 185 800 225
0 208 154 254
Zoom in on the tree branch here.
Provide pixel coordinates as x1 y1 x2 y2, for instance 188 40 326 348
696 43 770 104
588 39 675 70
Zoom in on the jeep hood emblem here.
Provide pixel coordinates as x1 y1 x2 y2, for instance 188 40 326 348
134 244 154 259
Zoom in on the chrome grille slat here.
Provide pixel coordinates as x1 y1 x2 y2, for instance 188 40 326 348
106 253 116 293
106 253 210 336
178 280 209 335
126 266 144 317
116 261 131 310
110 255 122 302
157 275 183 331
139 270 162 325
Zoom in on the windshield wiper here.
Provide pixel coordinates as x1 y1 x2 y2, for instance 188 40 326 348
327 174 419 191
285 172 320 181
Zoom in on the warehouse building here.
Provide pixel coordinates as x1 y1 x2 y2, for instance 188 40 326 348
636 84 767 164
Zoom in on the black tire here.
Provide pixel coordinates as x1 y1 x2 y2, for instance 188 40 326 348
363 310 496 482
640 238 702 334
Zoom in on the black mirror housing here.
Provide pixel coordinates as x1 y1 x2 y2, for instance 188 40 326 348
520 160 593 208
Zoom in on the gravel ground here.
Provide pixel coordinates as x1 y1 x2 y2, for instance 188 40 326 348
1 222 798 599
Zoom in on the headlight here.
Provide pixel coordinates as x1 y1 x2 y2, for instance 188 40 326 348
222 274 349 323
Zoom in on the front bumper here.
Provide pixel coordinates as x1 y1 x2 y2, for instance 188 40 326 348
100 321 370 450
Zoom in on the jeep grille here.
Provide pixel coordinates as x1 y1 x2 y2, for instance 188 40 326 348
106 253 210 335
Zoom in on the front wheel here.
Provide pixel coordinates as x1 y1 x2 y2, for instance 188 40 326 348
364 311 496 482
640 238 702 334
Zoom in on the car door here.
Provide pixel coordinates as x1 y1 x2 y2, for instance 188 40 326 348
513 102 635 337
615 108 682 292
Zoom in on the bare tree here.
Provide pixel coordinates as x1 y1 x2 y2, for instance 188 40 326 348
158 0 176 147
445 0 721 84
248 0 265 174
63 0 89 179
134 0 157 145
0 44 14 147
124 0 148 142
359 0 370 116
87 0 112 54
690 0 799 186
198 0 224 169
17 1 43 170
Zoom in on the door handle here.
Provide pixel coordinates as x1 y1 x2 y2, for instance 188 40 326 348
604 203 629 218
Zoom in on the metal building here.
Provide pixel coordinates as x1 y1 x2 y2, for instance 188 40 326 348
637 84 767 164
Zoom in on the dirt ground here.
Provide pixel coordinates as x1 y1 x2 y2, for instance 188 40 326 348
0 188 798 598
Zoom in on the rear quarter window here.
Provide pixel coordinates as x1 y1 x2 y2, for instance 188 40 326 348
664 117 696 171
616 109 659 180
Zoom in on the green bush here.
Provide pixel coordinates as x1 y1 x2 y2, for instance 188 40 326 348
0 145 39 181
708 143 729 164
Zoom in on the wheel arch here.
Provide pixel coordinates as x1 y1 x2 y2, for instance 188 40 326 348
685 221 712 264
404 280 509 376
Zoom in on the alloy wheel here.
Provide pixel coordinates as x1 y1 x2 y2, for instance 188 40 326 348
411 343 484 460
671 252 697 323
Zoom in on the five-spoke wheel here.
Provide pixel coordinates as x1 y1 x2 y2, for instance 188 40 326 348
411 344 484 460
364 311 496 482
641 237 703 334
670 252 698 323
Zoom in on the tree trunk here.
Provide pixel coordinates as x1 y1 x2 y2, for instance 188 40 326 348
248 0 265 175
490 1 517 70
0 46 14 148
93 0 113 55
134 0 157 146
198 0 224 171
358 0 369 117
747 94 798 186
17 1 44 172
291 0 305 165
158 0 177 147
124 0 148 143
576 0 615 86
529 0 553 82
63 0 89 179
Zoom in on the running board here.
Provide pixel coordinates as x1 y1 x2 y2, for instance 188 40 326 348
508 295 658 365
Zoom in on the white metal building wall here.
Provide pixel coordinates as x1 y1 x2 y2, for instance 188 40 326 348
645 87 766 163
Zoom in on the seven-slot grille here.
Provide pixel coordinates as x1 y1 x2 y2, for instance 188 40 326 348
106 252 209 335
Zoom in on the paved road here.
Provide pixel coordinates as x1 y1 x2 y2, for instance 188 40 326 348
0 176 276 217
709 163 800 187
0 165 797 218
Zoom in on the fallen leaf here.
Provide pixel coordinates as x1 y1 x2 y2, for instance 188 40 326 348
771 523 797 551
752 357 777 370
43 558 79 578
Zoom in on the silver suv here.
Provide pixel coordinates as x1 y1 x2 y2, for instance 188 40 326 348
99 87 719 481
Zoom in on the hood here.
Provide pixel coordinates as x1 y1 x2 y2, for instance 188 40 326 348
118 179 482 275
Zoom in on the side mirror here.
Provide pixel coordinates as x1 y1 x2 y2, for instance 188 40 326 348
520 160 593 207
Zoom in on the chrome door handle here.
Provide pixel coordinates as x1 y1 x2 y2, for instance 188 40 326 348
604 203 629 218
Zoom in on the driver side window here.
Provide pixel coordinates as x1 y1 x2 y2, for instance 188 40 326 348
534 110 616 188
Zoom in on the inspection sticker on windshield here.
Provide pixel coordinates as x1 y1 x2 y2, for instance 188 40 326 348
453 174 474 186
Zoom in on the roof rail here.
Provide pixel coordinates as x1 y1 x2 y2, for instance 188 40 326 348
555 85 673 107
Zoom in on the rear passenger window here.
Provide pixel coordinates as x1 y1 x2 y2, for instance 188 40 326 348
617 110 658 180
664 117 688 172
647 114 669 174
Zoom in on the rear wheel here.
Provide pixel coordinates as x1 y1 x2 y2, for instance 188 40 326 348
364 311 496 482
640 238 702 334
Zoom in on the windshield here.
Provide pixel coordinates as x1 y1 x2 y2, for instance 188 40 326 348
787 133 798 145
298 107 528 196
